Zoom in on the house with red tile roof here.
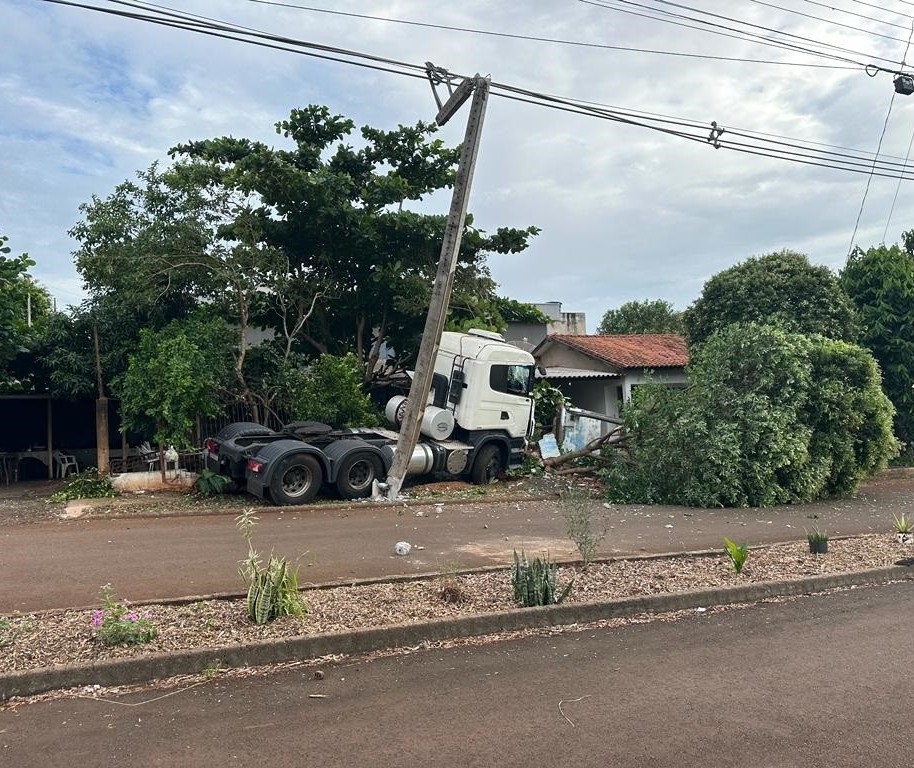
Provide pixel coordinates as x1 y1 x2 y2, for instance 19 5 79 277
532 333 689 419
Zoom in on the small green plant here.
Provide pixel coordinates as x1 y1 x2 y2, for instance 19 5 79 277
723 537 750 574
195 468 230 497
0 616 32 648
806 527 829 544
91 584 157 646
236 508 306 624
893 513 912 534
48 469 117 503
201 659 226 678
561 486 607 567
511 550 574 607
806 527 829 555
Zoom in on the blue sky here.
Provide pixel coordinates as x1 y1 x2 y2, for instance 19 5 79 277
4 0 914 328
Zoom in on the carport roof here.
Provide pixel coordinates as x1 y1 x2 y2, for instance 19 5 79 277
539 367 620 380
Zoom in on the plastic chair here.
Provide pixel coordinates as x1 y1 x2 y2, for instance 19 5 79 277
53 450 79 479
138 442 159 471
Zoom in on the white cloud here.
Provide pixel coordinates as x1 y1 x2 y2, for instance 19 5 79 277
4 0 914 328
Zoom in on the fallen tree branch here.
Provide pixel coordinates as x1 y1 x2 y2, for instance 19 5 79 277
543 426 625 468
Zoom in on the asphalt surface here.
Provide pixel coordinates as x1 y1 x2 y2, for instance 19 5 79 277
3 580 913 767
2 471 912 613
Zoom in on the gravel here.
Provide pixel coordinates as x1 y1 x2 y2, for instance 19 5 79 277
2 534 908 676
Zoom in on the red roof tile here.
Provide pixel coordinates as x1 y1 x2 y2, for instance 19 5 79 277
547 334 689 369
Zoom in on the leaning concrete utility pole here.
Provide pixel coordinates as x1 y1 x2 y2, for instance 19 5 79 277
384 66 490 500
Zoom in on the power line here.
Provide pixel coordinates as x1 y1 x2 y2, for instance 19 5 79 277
746 0 912 45
799 0 914 31
583 0 908 70
847 19 914 258
238 0 857 70
40 0 914 182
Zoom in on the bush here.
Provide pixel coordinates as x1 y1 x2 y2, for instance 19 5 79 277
48 469 117 503
602 324 897 507
283 352 381 428
194 468 230 497
562 486 607 566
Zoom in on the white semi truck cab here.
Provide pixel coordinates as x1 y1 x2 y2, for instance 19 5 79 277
205 329 537 506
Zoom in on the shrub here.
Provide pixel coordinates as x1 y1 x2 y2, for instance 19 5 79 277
48 469 117 503
236 508 306 624
602 324 897 507
91 584 157 646
195 468 230 497
511 550 573 607
562 486 607 566
282 352 381 428
723 538 749 574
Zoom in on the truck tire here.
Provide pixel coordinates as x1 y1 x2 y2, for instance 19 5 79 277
335 452 383 499
269 454 323 505
471 444 504 485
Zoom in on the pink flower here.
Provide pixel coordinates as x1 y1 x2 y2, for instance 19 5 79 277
126 612 139 622
91 610 104 627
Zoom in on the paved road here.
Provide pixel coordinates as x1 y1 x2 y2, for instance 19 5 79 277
2 472 911 613
3 581 913 767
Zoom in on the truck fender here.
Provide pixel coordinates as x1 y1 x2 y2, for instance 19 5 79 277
469 435 510 464
249 439 331 488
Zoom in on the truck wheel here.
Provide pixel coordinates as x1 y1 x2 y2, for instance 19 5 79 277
471 444 504 485
270 454 323 505
335 452 382 499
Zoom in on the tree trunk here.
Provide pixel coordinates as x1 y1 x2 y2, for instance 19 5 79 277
92 324 110 476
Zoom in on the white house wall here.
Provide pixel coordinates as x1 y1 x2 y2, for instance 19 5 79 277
622 369 689 400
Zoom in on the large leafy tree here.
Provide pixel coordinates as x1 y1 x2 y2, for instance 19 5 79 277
597 299 684 335
71 106 539 419
602 323 897 507
0 232 53 391
171 106 538 365
841 238 914 454
684 250 859 346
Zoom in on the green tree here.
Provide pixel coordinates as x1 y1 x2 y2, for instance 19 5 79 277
0 232 52 390
280 352 380 427
841 239 914 455
602 323 896 507
684 250 859 346
170 106 538 366
71 106 539 419
597 299 684 335
119 319 232 448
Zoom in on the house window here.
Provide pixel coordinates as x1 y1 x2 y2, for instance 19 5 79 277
490 364 534 396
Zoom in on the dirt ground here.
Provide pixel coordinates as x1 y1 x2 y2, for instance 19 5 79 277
1 467 911 527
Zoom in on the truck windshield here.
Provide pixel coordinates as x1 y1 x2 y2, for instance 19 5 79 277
490 364 534 397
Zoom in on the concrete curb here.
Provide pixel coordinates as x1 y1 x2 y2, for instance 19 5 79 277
3 564 913 701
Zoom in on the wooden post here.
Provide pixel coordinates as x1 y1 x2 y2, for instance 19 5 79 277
92 325 110 475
